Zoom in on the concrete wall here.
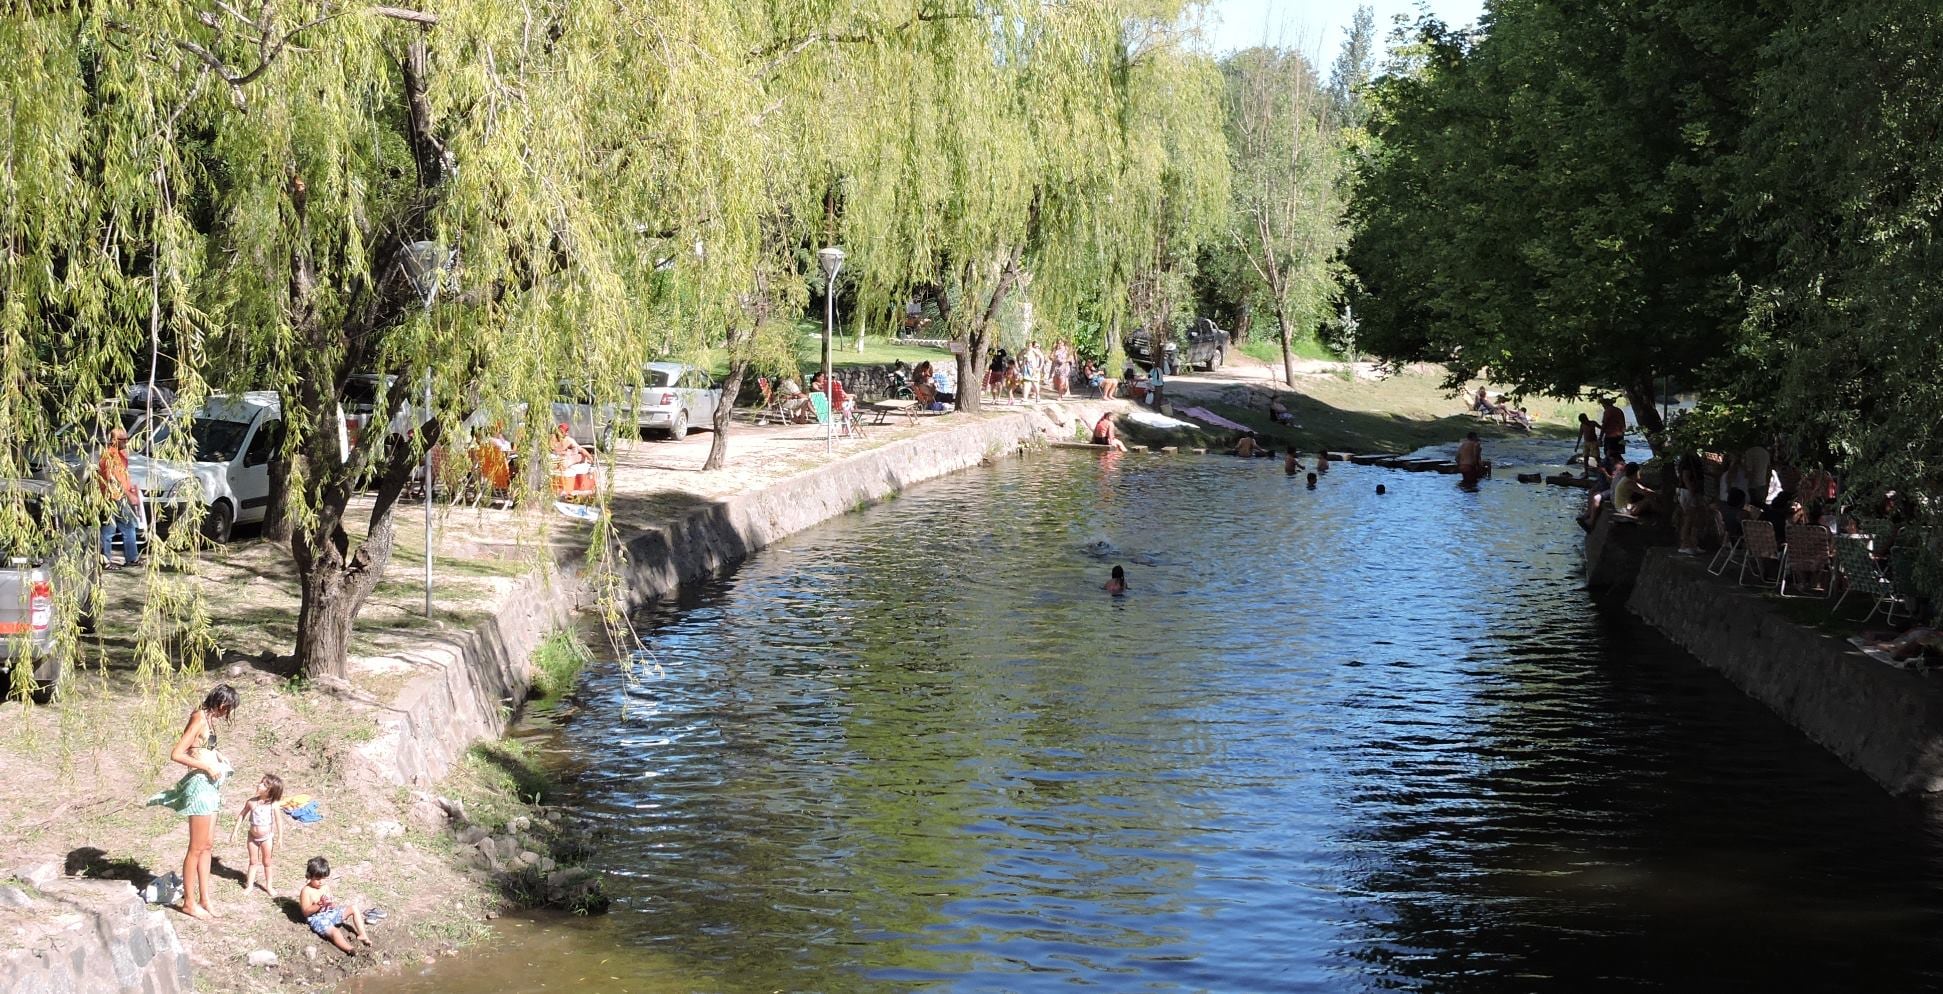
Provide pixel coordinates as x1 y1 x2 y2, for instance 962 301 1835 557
1584 510 1676 595
354 412 1039 787
1626 551 1943 795
0 873 192 994
615 414 1038 603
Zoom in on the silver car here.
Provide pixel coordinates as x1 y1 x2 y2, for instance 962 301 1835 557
632 362 722 440
0 479 97 693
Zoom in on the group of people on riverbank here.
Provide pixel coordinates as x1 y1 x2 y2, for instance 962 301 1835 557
146 685 376 955
986 342 1108 404
1575 414 1936 625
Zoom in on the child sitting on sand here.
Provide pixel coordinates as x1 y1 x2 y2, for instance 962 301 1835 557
298 857 373 955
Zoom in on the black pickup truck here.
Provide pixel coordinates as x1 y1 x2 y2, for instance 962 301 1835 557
1128 318 1227 373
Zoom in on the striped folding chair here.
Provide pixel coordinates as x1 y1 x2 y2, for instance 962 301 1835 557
1707 508 1745 576
1739 520 1781 587
1832 535 1907 625
1780 523 1834 597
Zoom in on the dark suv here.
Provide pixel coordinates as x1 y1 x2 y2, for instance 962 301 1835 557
1128 318 1227 373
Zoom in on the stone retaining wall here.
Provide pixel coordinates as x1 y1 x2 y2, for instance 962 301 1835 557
1626 551 1943 794
0 871 193 994
353 412 1040 788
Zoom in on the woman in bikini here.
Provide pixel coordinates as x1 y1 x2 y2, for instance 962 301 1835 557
147 684 240 920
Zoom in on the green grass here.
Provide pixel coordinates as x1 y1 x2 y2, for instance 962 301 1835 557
1240 335 1338 364
796 328 954 370
529 629 590 700
1185 367 1578 455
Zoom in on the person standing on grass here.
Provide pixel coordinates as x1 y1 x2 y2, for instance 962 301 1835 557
97 427 142 568
147 684 239 921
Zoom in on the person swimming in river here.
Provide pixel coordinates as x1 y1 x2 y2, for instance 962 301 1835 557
1104 565 1128 594
1306 472 1318 489
1284 450 1303 476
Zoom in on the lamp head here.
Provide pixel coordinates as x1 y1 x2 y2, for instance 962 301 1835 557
817 246 846 279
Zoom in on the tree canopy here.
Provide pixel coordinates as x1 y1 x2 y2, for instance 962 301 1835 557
1 0 1248 692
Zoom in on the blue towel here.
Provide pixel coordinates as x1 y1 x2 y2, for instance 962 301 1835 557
284 801 323 824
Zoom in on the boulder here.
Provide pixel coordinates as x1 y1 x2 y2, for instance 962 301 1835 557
368 820 405 840
246 949 279 968
11 861 60 888
406 799 449 833
508 815 531 833
456 826 490 847
0 885 32 908
516 851 542 867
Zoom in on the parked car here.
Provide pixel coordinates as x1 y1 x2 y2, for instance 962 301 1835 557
630 362 722 440
33 404 176 486
0 478 98 693
461 386 615 457
1128 317 1227 373
550 381 620 452
130 392 284 543
341 373 427 456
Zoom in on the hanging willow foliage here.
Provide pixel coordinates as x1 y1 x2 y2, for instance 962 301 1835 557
3 0 1232 698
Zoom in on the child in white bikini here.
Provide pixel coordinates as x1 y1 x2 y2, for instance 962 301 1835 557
231 773 284 895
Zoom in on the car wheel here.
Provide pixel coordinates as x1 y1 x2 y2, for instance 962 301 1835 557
202 499 235 544
667 410 688 440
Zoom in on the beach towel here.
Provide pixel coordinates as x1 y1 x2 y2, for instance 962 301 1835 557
285 800 324 824
1175 406 1252 433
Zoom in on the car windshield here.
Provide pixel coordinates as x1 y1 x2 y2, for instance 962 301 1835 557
343 378 385 414
115 410 173 453
190 418 252 463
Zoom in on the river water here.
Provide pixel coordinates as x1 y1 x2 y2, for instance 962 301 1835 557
352 444 1943 994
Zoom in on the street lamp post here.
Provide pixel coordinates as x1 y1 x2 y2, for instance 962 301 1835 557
403 241 449 618
818 247 845 455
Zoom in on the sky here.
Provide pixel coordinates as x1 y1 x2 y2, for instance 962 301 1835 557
1201 0 1485 62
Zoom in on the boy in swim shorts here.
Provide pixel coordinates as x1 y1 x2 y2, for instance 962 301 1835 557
298 857 372 954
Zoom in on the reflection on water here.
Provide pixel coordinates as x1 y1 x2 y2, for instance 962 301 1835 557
352 443 1943 994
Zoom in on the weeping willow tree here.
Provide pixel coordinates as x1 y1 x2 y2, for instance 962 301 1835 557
817 0 1225 413
5 3 738 682
5 0 1236 692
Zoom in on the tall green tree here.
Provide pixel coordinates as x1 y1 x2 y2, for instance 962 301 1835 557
1222 46 1351 387
1346 2 1768 441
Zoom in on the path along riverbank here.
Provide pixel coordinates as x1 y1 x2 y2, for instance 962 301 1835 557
0 399 1120 994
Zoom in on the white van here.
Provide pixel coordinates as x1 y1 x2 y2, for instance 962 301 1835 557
130 392 283 543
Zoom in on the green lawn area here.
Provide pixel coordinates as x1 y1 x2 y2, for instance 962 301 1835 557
1239 335 1338 364
1184 366 1580 455
797 327 953 370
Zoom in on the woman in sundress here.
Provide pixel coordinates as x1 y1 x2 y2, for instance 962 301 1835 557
147 684 239 920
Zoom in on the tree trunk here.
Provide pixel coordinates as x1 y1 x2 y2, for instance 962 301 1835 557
1274 306 1298 387
1624 379 1666 452
703 357 747 471
1105 314 1123 367
294 561 354 679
